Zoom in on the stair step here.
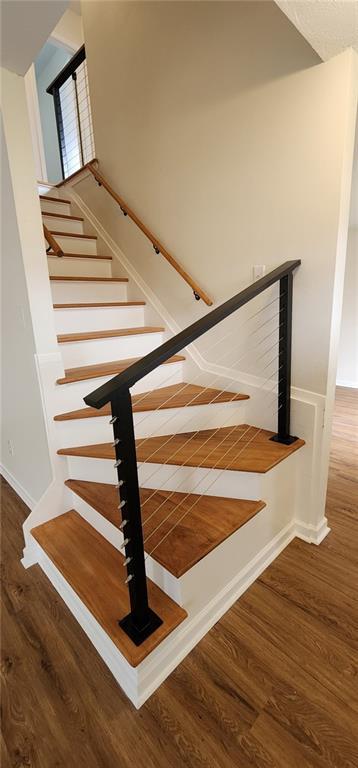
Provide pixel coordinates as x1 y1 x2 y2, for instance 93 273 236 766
66 480 266 578
42 211 84 222
49 231 97 240
56 354 185 385
57 327 165 344
50 276 128 283
40 194 71 204
48 253 112 261
58 425 304 473
31 510 187 666
53 301 145 308
54 383 249 421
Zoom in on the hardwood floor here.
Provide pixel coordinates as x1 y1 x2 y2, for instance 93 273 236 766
1 387 357 767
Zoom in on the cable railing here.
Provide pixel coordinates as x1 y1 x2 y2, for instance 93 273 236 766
83 259 300 646
47 45 95 181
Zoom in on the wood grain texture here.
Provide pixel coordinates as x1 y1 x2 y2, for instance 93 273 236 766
65 479 265 577
49 231 97 240
48 253 112 261
50 275 128 282
43 224 63 258
54 382 249 420
39 194 71 203
57 326 164 344
31 511 187 667
56 354 185 385
87 163 213 306
2 387 357 767
42 211 84 222
58 424 305 473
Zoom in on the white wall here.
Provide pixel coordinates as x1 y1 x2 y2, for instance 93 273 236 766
337 114 358 388
35 43 71 183
1 66 60 505
337 229 358 387
1 118 52 505
80 1 357 397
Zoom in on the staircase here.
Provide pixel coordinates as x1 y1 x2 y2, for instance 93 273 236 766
26 179 305 707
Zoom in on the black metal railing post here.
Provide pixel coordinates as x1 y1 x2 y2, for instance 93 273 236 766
72 71 84 168
110 387 163 645
53 87 66 180
270 273 298 445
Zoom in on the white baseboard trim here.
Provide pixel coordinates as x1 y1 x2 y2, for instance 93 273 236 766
294 516 331 545
28 517 300 708
0 464 36 510
336 379 358 389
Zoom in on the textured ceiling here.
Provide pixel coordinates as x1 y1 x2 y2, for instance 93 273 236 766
275 0 358 60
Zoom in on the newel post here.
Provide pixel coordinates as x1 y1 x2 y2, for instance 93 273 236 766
110 387 163 645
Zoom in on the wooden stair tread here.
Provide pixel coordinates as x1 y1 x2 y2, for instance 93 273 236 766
31 511 187 666
56 354 185 385
49 231 97 240
40 194 70 204
65 480 266 577
53 301 146 308
54 383 249 421
58 425 304 473
50 276 128 282
42 211 84 221
48 253 111 262
57 326 164 343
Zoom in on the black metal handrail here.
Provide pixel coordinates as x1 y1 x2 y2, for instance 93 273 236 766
85 260 300 408
47 45 86 95
83 259 300 646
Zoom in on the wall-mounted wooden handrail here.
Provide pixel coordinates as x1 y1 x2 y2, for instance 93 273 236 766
43 224 64 258
87 162 213 306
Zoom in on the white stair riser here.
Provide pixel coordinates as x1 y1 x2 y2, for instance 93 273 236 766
40 199 71 215
54 305 145 334
55 401 247 446
48 256 112 278
59 331 165 368
66 454 301 619
50 234 98 254
53 363 184 412
42 215 84 235
51 281 128 304
62 455 263 500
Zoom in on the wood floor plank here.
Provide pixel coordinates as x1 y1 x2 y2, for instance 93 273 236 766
54 382 249 420
58 425 305 473
65 479 265 577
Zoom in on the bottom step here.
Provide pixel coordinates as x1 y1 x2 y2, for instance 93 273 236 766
31 511 187 666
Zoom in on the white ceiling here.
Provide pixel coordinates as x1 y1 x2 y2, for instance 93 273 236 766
275 0 358 61
0 0 69 75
